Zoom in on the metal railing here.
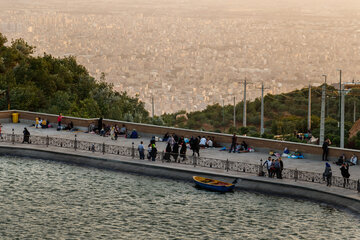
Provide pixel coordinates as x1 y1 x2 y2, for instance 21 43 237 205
1 132 359 192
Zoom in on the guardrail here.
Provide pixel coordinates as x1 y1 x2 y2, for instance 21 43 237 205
2 131 359 192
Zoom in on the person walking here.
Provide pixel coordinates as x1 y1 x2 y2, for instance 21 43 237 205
323 162 332 186
229 133 237 153
340 163 350 188
322 138 331 161
138 141 145 160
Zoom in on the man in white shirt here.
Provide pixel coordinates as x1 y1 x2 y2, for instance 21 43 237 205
350 154 357 165
206 138 213 148
199 136 207 147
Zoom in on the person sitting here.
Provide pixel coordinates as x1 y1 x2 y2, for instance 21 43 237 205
129 129 138 139
349 154 358 165
199 136 207 147
294 149 302 156
206 138 213 148
283 148 290 154
64 121 74 131
88 122 96 133
38 118 43 128
163 132 170 142
41 119 47 128
334 154 346 166
35 117 39 128
240 141 248 151
119 124 127 135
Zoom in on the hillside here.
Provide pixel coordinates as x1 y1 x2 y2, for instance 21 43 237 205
161 86 360 148
0 33 149 122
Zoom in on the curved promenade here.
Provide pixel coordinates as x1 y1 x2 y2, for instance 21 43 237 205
1 141 360 215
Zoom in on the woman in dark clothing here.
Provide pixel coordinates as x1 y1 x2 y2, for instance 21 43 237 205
164 142 172 161
172 142 179 162
180 142 187 161
340 163 350 188
22 127 30 144
323 162 332 186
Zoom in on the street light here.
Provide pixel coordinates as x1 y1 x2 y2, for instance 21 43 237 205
322 74 327 84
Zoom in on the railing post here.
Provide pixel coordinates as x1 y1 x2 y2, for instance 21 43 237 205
74 134 77 151
193 155 197 167
131 142 135 159
12 128 14 144
46 135 49 147
357 179 360 193
258 159 263 176
102 142 105 155
294 168 298 182
226 159 229 172
91 144 95 153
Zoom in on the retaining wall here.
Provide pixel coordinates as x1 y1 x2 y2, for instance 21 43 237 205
0 145 359 214
2 110 360 161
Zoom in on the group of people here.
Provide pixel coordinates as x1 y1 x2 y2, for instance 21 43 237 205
164 134 187 162
334 153 358 166
138 138 157 161
263 156 284 179
229 133 248 153
323 162 351 187
88 118 137 140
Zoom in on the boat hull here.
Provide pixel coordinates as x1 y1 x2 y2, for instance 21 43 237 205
193 176 235 192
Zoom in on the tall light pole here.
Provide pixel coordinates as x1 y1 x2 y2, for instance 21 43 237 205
260 82 265 135
340 85 345 148
243 78 247 127
222 99 225 125
337 69 342 128
319 75 326 146
307 84 311 131
151 95 154 118
233 96 236 128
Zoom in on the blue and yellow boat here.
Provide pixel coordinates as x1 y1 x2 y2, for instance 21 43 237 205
193 176 236 192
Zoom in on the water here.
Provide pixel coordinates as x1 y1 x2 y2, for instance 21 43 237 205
0 156 359 239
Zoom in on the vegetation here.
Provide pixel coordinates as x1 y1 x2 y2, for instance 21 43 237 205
160 84 360 148
0 33 149 122
2 32 360 149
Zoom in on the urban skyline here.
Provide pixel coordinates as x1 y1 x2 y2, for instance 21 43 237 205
1 0 360 115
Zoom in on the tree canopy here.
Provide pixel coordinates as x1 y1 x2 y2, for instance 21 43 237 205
0 33 149 122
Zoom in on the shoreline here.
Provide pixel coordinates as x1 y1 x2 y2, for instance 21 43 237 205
1 144 359 215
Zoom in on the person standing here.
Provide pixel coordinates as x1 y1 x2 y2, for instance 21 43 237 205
322 138 331 161
150 142 157 161
229 133 237 153
279 157 284 179
57 113 64 131
22 127 30 144
263 157 272 177
138 141 145 160
340 163 350 188
172 142 179 162
180 142 187 161
323 162 332 186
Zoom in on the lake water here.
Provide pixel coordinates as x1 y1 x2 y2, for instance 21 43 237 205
0 156 359 239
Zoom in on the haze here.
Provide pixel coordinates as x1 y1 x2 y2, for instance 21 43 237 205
1 0 360 114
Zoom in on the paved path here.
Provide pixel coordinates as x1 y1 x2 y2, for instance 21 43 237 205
2 123 360 180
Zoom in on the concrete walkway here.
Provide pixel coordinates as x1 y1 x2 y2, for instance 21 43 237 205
2 123 360 180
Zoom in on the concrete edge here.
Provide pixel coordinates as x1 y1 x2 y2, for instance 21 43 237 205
0 145 359 215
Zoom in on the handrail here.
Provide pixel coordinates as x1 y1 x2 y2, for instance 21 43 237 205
1 132 358 191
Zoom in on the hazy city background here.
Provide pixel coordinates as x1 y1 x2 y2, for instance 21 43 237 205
1 0 360 115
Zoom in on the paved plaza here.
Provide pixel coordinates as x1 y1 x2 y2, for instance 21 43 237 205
2 122 360 180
